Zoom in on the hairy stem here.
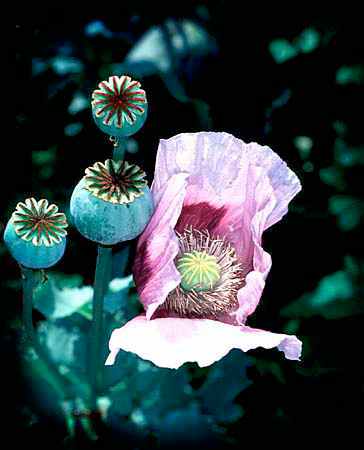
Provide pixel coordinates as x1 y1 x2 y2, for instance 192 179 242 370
21 266 71 398
90 245 112 408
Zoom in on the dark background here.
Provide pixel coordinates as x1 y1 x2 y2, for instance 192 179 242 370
7 4 364 448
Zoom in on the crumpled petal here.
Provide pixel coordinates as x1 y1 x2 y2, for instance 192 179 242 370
244 141 302 229
133 173 188 319
154 132 301 240
105 315 302 369
233 172 276 323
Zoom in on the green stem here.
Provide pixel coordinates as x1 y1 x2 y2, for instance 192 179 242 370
90 245 112 408
21 266 71 398
112 137 127 162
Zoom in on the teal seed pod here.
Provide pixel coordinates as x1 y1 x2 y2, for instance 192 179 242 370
70 159 154 245
4 198 68 269
91 75 148 138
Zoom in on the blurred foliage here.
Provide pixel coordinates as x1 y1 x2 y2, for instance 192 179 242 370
281 256 364 319
7 5 364 448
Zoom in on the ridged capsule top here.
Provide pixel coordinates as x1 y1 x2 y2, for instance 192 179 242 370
11 198 68 247
84 159 148 204
91 75 147 130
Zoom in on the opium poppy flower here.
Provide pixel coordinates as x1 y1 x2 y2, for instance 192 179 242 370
106 132 302 369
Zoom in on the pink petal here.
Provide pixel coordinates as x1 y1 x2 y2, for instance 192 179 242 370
244 141 302 229
154 132 301 240
156 133 253 252
232 172 276 323
133 173 188 319
105 315 302 369
134 132 301 320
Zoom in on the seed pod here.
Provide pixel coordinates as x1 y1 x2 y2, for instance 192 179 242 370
4 198 68 269
91 75 148 138
70 159 154 245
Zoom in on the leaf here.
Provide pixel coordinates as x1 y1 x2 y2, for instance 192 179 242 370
334 138 364 167
269 39 298 64
294 136 313 160
269 27 320 64
64 122 83 136
294 28 320 53
112 19 216 78
198 350 252 423
68 92 88 115
33 271 133 319
104 275 134 314
158 404 220 446
22 346 66 401
32 147 57 166
109 381 134 416
33 272 93 319
50 56 83 75
32 57 48 76
37 321 87 370
336 65 364 85
319 166 346 190
329 195 364 231
281 263 364 319
84 20 112 38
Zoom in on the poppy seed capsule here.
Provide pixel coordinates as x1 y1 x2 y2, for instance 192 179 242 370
70 159 154 245
91 75 148 138
3 198 68 269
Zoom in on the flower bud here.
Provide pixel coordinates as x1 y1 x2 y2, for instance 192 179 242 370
91 75 148 138
4 198 68 269
70 159 154 245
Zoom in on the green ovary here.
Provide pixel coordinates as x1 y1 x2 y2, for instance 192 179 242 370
177 250 221 292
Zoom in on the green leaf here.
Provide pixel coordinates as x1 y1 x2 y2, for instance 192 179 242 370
294 136 313 160
159 405 221 446
104 275 134 314
270 27 320 64
336 65 364 85
33 272 93 319
198 350 251 423
334 138 364 167
294 28 320 53
50 56 83 75
32 147 57 166
281 264 364 319
33 271 133 319
319 166 346 190
269 39 298 63
22 346 66 400
64 122 83 136
109 381 134 416
329 195 364 231
68 92 88 115
38 321 87 370
114 19 216 78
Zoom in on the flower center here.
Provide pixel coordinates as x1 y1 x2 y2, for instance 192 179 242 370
177 251 220 292
162 227 245 319
84 159 147 204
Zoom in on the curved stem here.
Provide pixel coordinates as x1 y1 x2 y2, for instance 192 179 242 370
112 137 127 162
90 245 112 409
21 266 71 398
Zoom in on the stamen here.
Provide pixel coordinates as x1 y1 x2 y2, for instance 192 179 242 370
162 227 245 319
